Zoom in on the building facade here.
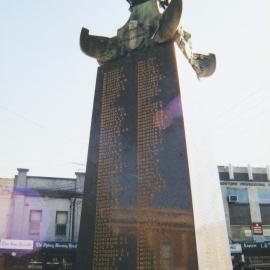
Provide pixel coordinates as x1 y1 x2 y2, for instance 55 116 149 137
1 168 85 270
5 164 270 269
0 178 14 270
219 165 270 269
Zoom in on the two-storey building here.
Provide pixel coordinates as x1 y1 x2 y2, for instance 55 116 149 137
219 165 270 269
2 168 85 270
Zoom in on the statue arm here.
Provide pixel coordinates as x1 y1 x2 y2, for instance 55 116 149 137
174 28 216 78
152 0 183 43
80 27 118 64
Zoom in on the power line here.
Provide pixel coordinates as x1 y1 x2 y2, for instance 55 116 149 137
0 104 87 146
215 107 270 139
214 80 270 122
214 92 270 132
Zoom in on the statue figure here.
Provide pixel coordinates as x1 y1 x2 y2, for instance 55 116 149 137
80 0 216 78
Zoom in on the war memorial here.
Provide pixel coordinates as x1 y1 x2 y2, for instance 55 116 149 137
75 0 232 269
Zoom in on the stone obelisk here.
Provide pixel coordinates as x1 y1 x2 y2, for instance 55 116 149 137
75 0 231 269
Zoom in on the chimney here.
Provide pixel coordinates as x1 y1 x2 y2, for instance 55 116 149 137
75 172 85 193
16 168 29 189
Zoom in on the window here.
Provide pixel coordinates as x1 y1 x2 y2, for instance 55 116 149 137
259 204 270 240
29 210 42 235
258 190 270 204
219 172 230 181
253 173 268 182
56 211 68 236
227 189 252 241
257 191 270 239
231 225 252 241
260 205 270 225
233 173 249 181
227 188 249 203
229 204 251 225
227 189 250 225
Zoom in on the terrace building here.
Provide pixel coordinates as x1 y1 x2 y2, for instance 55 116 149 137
1 168 85 270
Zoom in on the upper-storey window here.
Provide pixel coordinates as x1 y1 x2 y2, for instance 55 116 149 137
258 190 270 227
227 188 249 203
258 190 270 204
29 210 42 235
253 173 268 182
219 172 230 181
227 189 252 241
233 173 249 181
55 211 68 236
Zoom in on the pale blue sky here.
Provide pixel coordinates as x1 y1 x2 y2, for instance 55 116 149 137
1 0 270 178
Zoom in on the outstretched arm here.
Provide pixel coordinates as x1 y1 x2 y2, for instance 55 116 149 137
152 0 183 43
80 27 118 64
175 28 216 78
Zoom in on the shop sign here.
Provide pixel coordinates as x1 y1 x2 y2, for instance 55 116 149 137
242 242 270 250
252 222 263 235
240 182 266 187
259 242 270 249
34 242 77 250
220 182 238 186
230 244 242 254
0 239 34 250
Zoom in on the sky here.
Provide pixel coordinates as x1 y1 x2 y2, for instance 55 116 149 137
0 0 270 178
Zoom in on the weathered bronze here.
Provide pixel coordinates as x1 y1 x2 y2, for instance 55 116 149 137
127 0 150 7
80 0 216 78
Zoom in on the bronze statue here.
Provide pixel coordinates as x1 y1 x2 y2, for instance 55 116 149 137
80 0 216 78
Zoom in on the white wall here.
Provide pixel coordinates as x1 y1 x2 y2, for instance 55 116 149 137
26 177 75 191
24 197 71 242
9 170 85 243
0 179 14 239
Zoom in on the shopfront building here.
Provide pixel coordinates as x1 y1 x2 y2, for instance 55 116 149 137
220 165 270 269
1 241 77 270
